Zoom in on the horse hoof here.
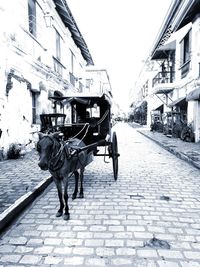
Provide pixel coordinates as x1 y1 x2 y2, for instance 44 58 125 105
56 211 63 217
79 193 84 198
72 193 77 200
63 213 70 220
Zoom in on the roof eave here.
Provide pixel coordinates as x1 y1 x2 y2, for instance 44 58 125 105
53 0 94 65
150 0 200 60
150 0 181 59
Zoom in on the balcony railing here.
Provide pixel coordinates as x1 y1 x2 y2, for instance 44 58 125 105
152 71 175 87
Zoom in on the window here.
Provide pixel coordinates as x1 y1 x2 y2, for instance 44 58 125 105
32 92 37 124
87 105 100 118
69 50 76 86
53 30 63 76
56 30 61 60
183 33 190 63
53 57 63 76
180 30 192 78
70 50 75 74
28 0 36 37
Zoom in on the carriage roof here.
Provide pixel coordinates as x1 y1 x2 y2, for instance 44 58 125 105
50 92 113 107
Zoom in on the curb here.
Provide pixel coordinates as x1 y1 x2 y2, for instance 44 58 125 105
138 130 200 171
0 176 52 233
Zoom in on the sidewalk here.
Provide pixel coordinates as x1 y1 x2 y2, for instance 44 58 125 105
130 123 200 170
0 149 52 232
1 123 200 232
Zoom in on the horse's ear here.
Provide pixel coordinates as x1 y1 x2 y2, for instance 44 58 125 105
38 132 44 140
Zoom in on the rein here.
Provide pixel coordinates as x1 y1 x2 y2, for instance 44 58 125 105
45 136 65 172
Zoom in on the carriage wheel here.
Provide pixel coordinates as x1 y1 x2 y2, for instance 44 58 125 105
111 132 119 180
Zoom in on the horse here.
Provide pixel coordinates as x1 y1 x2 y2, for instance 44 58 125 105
37 132 91 220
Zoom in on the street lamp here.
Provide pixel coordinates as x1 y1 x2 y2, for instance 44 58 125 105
44 12 53 28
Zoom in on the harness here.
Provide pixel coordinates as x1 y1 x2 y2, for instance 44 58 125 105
43 135 84 172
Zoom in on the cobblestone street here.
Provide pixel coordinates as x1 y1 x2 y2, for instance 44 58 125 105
0 151 49 214
0 122 200 266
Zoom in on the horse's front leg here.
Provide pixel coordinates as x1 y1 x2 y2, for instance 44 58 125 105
63 176 70 220
79 167 84 198
53 177 64 217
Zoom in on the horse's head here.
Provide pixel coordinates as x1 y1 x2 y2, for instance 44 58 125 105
37 132 61 170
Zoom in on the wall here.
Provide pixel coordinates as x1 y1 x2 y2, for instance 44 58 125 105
0 0 90 155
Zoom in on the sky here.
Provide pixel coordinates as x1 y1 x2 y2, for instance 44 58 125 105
67 0 173 113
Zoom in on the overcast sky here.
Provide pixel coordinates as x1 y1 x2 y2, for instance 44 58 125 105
67 0 172 112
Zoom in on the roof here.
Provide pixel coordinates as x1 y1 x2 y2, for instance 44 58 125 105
151 0 200 59
50 92 113 105
53 0 94 65
150 0 180 59
177 0 200 30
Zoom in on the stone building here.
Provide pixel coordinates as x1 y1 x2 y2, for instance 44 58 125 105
0 0 94 155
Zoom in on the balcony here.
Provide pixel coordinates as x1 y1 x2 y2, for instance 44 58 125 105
152 71 175 87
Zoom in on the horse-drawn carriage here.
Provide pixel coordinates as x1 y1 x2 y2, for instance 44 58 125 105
37 92 119 220
39 92 119 180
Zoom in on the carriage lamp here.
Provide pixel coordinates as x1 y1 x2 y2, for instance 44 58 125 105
44 12 53 28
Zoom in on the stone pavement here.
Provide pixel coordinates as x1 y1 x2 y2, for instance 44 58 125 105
0 122 200 266
1 122 200 231
0 149 52 231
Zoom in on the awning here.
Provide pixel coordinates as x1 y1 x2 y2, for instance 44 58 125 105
154 87 174 94
186 88 200 101
155 104 164 112
151 40 176 60
168 97 186 107
159 40 176 50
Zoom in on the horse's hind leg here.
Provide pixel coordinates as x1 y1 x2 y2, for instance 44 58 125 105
79 168 84 198
53 178 64 217
63 176 70 220
72 171 79 200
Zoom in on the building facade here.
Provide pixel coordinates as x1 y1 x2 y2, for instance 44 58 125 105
0 0 94 156
132 0 200 142
85 68 112 96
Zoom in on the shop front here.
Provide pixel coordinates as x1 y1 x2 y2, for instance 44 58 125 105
186 87 200 142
